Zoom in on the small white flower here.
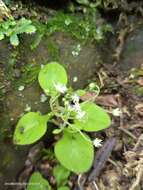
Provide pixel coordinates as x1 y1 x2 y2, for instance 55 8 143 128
73 103 81 112
93 138 102 147
54 83 67 94
73 102 86 119
24 104 31 112
18 85 25 91
76 110 86 119
41 64 44 68
112 108 122 117
89 82 96 90
72 94 80 103
72 50 79 57
73 76 78 82
72 44 81 57
40 94 47 103
129 74 135 79
77 44 81 51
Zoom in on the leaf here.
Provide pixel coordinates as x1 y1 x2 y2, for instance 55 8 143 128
76 89 86 96
27 172 51 190
73 102 111 132
76 0 89 5
38 62 68 95
53 128 63 134
24 25 37 34
54 131 94 173
58 186 70 190
10 34 19 46
0 32 4 40
13 18 32 34
13 112 49 145
81 93 118 107
53 165 70 187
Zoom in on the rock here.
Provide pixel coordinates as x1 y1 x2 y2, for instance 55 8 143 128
119 26 143 72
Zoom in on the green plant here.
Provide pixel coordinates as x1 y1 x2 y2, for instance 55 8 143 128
27 172 51 190
27 164 70 190
31 11 112 49
13 62 111 173
53 164 70 188
0 17 36 46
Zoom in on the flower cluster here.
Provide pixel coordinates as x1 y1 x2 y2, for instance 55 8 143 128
68 93 86 120
54 83 85 120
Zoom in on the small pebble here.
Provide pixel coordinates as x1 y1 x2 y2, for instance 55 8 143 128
73 76 78 82
18 85 25 91
13 69 21 78
40 94 48 103
24 104 31 112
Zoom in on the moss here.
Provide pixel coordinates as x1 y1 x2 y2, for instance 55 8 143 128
130 68 143 78
1 8 111 89
32 10 112 48
6 49 19 81
133 86 143 97
46 39 60 61
14 63 41 87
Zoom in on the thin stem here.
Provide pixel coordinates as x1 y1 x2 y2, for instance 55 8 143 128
43 112 54 122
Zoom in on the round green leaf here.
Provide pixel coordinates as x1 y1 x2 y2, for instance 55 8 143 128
27 172 51 190
58 186 70 190
54 131 94 173
73 102 111 132
38 62 68 95
13 112 48 145
53 165 70 187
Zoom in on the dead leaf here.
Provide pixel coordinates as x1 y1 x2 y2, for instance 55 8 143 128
96 95 118 107
135 103 143 116
137 78 143 86
81 93 118 107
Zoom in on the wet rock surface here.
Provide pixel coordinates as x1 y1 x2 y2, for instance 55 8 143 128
117 24 143 73
1 32 104 122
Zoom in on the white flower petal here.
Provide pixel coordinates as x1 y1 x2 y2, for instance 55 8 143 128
54 83 67 94
112 108 122 117
93 138 102 147
72 94 80 103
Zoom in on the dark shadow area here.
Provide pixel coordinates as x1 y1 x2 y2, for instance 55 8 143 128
18 0 71 9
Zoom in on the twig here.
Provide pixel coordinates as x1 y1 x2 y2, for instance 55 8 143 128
108 158 119 168
92 181 99 190
117 95 137 141
88 137 116 182
133 134 143 151
119 127 137 140
129 165 143 190
0 0 12 20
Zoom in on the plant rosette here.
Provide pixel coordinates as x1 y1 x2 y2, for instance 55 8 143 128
13 61 111 174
